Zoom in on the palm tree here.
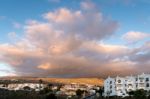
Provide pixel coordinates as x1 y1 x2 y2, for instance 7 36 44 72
97 87 104 97
39 79 43 91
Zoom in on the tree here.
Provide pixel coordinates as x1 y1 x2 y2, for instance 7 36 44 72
39 79 43 91
97 87 104 97
147 90 150 99
76 89 84 98
39 87 51 94
128 90 134 97
46 93 57 99
133 89 147 99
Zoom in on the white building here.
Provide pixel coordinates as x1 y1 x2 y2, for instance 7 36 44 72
0 83 46 91
104 73 150 97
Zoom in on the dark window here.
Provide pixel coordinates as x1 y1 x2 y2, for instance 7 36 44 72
146 78 149 82
110 81 112 84
136 78 138 81
110 85 112 89
118 80 121 83
128 84 132 86
110 90 112 93
146 83 149 87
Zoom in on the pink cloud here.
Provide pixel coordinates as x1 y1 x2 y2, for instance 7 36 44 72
1 1 150 77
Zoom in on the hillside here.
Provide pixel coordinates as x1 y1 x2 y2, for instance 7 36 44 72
0 77 104 86
38 78 104 86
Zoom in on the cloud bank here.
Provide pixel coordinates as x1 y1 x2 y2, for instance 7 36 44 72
0 1 150 78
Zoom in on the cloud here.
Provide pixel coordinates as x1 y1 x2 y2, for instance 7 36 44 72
81 0 96 10
38 63 52 70
1 1 150 77
43 7 118 40
0 2 120 77
122 31 150 44
129 41 150 63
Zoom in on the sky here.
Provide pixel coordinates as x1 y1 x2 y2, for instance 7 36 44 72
0 0 150 78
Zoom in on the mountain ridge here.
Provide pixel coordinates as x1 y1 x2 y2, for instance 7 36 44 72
0 76 104 86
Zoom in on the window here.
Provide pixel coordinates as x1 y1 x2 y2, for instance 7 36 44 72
128 84 132 86
136 78 138 81
110 85 112 89
146 83 149 87
110 81 112 84
118 80 121 83
146 78 149 82
110 90 112 93
139 84 144 87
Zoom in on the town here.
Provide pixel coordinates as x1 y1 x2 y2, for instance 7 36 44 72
1 74 150 99
0 78 103 99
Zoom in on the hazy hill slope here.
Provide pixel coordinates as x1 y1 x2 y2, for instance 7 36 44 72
0 77 104 86
39 78 104 86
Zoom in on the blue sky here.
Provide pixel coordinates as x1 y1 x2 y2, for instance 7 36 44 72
0 0 150 43
0 0 150 77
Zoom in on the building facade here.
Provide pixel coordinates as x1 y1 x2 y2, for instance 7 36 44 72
104 73 150 97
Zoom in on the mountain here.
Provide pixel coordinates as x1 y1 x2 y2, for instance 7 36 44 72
0 77 104 86
38 78 104 86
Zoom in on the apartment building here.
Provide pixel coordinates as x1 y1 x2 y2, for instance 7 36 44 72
104 73 150 97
